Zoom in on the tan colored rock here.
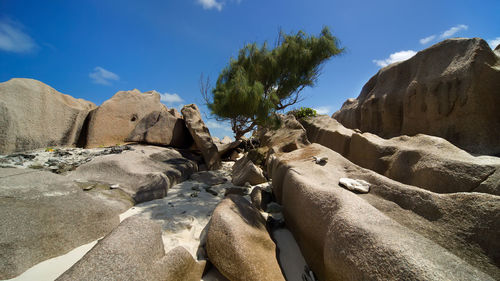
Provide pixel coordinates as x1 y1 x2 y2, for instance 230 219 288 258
163 246 206 281
216 139 242 159
231 155 267 186
206 195 285 281
268 144 500 280
0 78 96 154
221 136 232 144
181 104 221 170
259 114 310 155
333 38 500 155
301 115 500 195
86 89 166 147
127 110 193 148
57 217 205 281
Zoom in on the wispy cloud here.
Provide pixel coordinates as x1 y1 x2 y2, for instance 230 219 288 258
313 106 332 115
419 35 436 45
206 121 231 131
440 24 468 39
0 18 37 53
89 67 120 85
160 92 184 105
197 0 223 11
419 24 468 45
373 50 417 67
488 37 500 49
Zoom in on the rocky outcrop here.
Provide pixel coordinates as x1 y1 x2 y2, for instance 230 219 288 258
206 195 285 281
301 115 500 195
85 89 167 148
333 38 500 155
0 78 96 154
68 145 198 203
231 155 267 186
57 216 205 281
127 110 193 148
268 144 500 280
259 114 310 155
0 168 129 279
181 104 221 170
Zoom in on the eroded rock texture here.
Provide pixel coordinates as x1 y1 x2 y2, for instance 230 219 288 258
333 38 500 155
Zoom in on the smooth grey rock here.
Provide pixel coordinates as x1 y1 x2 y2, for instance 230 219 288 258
57 217 205 281
0 168 128 279
68 145 197 203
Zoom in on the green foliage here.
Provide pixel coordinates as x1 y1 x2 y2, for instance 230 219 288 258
204 27 344 139
289 107 317 119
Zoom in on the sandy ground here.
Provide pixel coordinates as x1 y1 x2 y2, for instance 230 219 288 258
273 228 309 281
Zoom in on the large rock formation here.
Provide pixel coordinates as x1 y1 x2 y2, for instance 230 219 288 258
268 143 500 280
57 217 205 281
301 115 500 195
333 38 500 155
0 168 129 279
181 104 221 170
68 145 198 203
127 109 193 148
0 78 96 154
206 195 285 281
85 89 167 147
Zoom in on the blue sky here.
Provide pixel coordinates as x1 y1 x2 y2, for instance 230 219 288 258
1 0 499 138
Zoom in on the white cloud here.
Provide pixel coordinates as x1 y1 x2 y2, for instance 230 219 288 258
0 19 37 53
197 0 223 11
419 35 436 45
89 67 120 85
373 50 417 67
206 121 231 131
160 92 184 104
440 24 468 39
488 37 500 49
313 106 331 115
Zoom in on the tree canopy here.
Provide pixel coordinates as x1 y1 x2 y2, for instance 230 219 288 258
203 27 344 139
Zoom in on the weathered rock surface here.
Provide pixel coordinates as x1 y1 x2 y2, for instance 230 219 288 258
181 104 221 170
0 78 96 154
206 195 285 281
268 143 500 280
57 216 205 281
215 139 242 159
301 115 500 195
333 38 500 155
231 155 267 186
127 110 193 148
68 145 198 203
85 89 167 148
259 114 310 155
0 168 129 279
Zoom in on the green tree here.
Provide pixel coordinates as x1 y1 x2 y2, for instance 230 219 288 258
203 27 344 139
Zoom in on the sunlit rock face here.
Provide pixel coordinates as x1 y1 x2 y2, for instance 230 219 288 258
333 38 500 156
0 78 96 154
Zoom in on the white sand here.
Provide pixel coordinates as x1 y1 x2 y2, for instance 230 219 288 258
120 161 237 258
1 239 99 281
273 228 309 281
